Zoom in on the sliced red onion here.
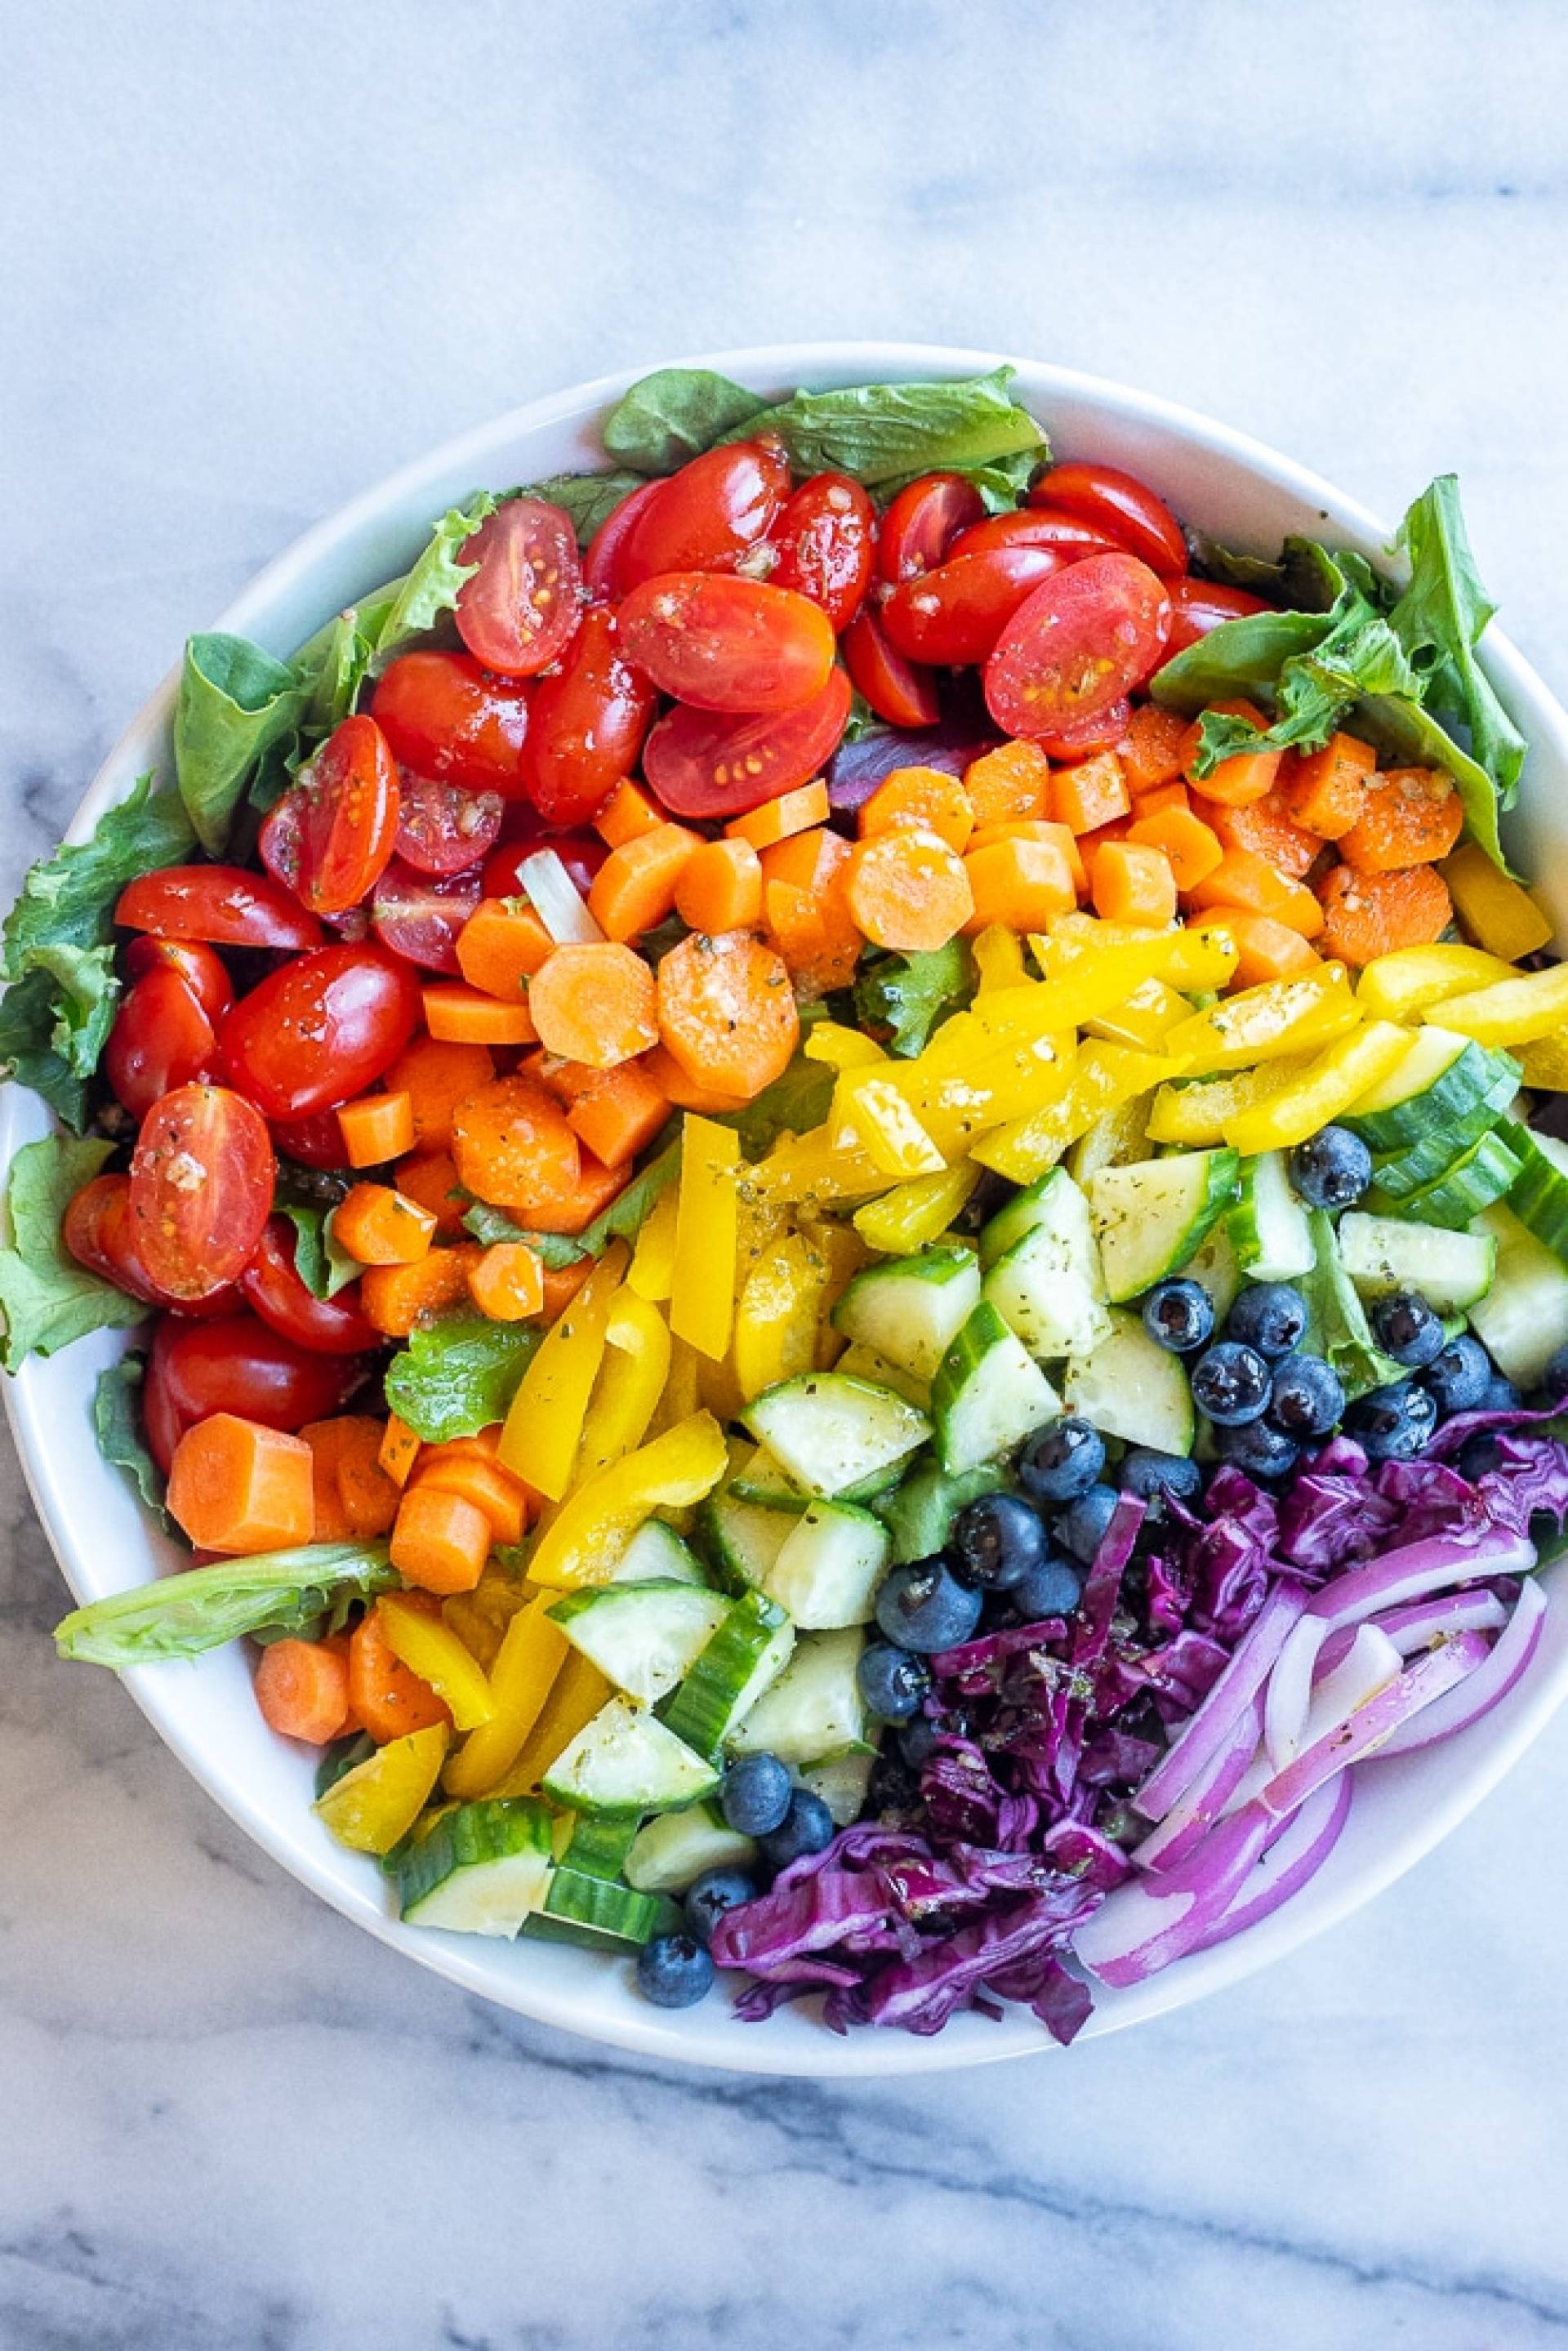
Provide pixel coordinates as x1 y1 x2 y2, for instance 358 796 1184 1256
1132 1580 1308 1824
1374 1579 1547 1759
1132 1694 1263 1873
1304 1529 1535 1635
1188 1775 1354 1957
519 848 604 944
1263 1618 1331 1770
1232 1624 1402 1813
1371 1589 1510 1655
1258 1632 1490 1819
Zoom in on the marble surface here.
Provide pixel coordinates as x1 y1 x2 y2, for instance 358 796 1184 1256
5 2 1568 2343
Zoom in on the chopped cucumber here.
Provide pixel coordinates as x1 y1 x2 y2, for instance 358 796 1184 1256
874 1458 1009 1565
831 1247 982 1381
1344 1029 1520 1149
700 1488 798 1592
542 1865 665 1944
799 1749 875 1826
831 1340 932 1408
1374 1127 1523 1231
724 1444 813 1513
763 1499 890 1628
727 1627 871 1764
1064 1307 1196 1455
565 1814 639 1879
1184 1219 1241 1321
1086 1149 1241 1302
397 1798 553 1935
931 1299 1061 1474
1467 1202 1568 1385
980 1168 1111 1361
979 1164 1092 1271
742 1372 930 1498
1499 1121 1568 1265
1065 1093 1154 1186
660 1590 795 1757
611 1518 709 1587
542 1697 719 1816
625 1802 757 1895
546 1580 729 1705
1337 1211 1497 1311
1228 1151 1316 1281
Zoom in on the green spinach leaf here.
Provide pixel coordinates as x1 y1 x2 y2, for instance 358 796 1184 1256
854 938 976 1058
512 470 649 545
716 1055 835 1158
722 367 1046 488
383 1312 541 1441
1388 475 1526 804
0 1137 148 1370
461 1136 683 1267
93 1355 172 1527
54 1541 397 1668
278 1198 362 1300
602 370 765 474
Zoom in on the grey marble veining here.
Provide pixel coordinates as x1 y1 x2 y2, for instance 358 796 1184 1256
5 3 1568 2344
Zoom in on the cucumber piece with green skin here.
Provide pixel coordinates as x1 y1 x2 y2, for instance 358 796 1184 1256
1063 1308 1196 1455
624 1802 757 1895
1087 1149 1241 1302
762 1498 890 1628
831 1247 982 1382
1372 1128 1523 1231
830 1340 931 1408
931 1300 1061 1475
979 1165 1094 1272
742 1373 930 1498
1184 1220 1241 1322
698 1489 798 1592
981 1174 1112 1361
523 1896 685 1952
397 1798 554 1935
660 1590 795 1757
1336 1211 1498 1311
565 1814 640 1880
1497 1122 1568 1265
1465 1203 1568 1385
546 1580 729 1705
1369 1067 1521 1200
726 1627 871 1765
874 1458 1010 1565
542 1697 719 1816
799 1748 875 1826
1228 1151 1316 1281
1344 1030 1521 1150
611 1518 710 1586
542 1864 665 1944
724 1444 813 1513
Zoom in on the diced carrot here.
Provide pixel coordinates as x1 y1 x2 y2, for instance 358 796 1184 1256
350 1594 451 1742
305 1414 401 1539
1076 816 1133 881
1316 862 1454 966
1179 701 1281 806
858 766 976 855
1129 778 1192 821
1185 848 1324 937
758 826 852 897
638 1043 751 1115
467 1240 546 1324
1092 841 1178 928
514 1148 627 1236
413 1443 530 1546
386 1037 497 1151
254 1637 353 1745
543 1056 671 1166
450 1075 581 1219
378 1414 422 1489
455 900 554 1001
725 779 831 850
1339 767 1464 874
391 1484 492 1595
394 1150 467 1239
843 828 974 953
333 1182 437 1266
422 983 537 1046
1279 732 1375 838
303 1419 354 1541
359 1245 485 1337
673 836 764 934
541 1256 595 1320
336 1092 415 1169
963 837 1078 933
1116 704 1191 795
1220 910 1325 987
967 818 1088 894
1196 785 1321 880
1051 750 1131 835
595 778 662 848
764 879 863 995
963 740 1050 827
526 942 659 1069
657 929 801 1098
588 823 702 942
167 1414 315 1554
1126 805 1224 893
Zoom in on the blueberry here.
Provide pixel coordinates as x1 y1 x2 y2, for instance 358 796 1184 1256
1290 1125 1373 1210
1421 1332 1493 1416
1369 1289 1446 1369
1216 1418 1301 1480
637 1931 715 2008
898 1714 944 1770
759 1788 836 1871
1478 1372 1521 1414
1343 1378 1439 1462
1141 1277 1215 1354
1116 1448 1204 1507
950 1491 1049 1589
1540 1343 1568 1399
1190 1340 1273 1425
875 1556 983 1652
684 1865 760 1947
1227 1281 1307 1360
1056 1481 1121 1564
1009 1551 1085 1619
1018 1416 1107 1503
719 1750 794 1837
1267 1352 1345 1438
856 1642 932 1723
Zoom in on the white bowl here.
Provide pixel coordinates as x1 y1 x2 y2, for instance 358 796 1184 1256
10 343 1568 2078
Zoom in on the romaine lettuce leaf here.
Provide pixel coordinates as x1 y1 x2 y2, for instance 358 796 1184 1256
716 1055 835 1158
1388 474 1526 804
0 1137 148 1369
383 1311 540 1440
54 1540 397 1668
513 470 650 543
461 1135 682 1267
0 968 91 1129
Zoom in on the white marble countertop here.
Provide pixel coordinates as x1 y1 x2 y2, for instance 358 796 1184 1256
5 4 1568 2344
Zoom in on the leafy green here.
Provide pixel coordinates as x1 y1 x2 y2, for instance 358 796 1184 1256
602 370 765 474
1152 603 1331 715
0 969 91 1129
715 1054 835 1158
383 1313 541 1441
175 634 308 853
0 1138 147 1371
314 1730 376 1797
1300 1210 1405 1403
854 939 975 1059
721 367 1047 488
278 1199 361 1300
879 443 1044 513
1186 532 1288 594
1388 475 1526 805
512 470 648 545
92 1356 172 1527
1356 692 1510 870
54 1542 398 1668
461 1200 578 1267
461 1136 683 1267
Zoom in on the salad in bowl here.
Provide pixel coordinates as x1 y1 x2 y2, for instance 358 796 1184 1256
9 354 1568 2051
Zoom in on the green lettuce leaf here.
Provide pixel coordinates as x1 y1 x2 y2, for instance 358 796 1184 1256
54 1541 397 1668
854 939 976 1059
878 443 1044 513
722 367 1047 488
1388 475 1526 804
92 1355 172 1527
1300 1210 1405 1403
715 1055 835 1159
513 470 649 545
0 968 91 1129
602 370 766 474
383 1312 541 1441
0 1137 148 1370
278 1199 362 1300
461 1135 683 1268
175 633 308 853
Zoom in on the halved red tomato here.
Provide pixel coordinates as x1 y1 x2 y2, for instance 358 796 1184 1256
219 945 421 1120
370 860 482 973
618 441 792 589
876 473 987 584
239 1216 378 1354
116 866 324 951
371 652 532 797
841 607 941 728
483 831 607 901
128 1084 275 1301
394 773 504 875
582 479 666 601
270 1111 350 1170
949 507 1122 563
765 474 875 631
642 667 852 818
122 937 234 1026
105 968 219 1120
880 546 1065 667
257 715 401 915
618 573 836 715
519 607 657 825
455 498 584 676
1164 577 1272 657
1030 696 1136 761
984 554 1171 741
149 1310 368 1467
1029 462 1188 578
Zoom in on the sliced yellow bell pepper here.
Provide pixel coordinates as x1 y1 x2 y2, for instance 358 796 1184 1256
973 924 1028 993
1517 1031 1568 1090
1035 915 1240 994
670 1115 741 1360
1145 1054 1320 1147
314 1720 449 1854
839 1077 947 1177
1165 962 1361 1074
1064 1093 1154 1184
379 1592 495 1730
853 1160 981 1253
1356 942 1520 1022
576 1291 672 1479
972 1045 1179 1184
844 1029 1076 1157
489 1648 613 1799
1418 960 1568 1048
525 1412 728 1591
626 1184 679 1302
441 1568 529 1674
500 1245 626 1499
733 1231 825 1401
1223 1021 1412 1155
804 1021 886 1071
1083 975 1190 1052
1441 842 1554 961
445 1590 576 1797
742 1124 888 1208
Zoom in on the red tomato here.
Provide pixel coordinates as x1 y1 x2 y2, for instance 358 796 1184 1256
984 554 1172 741
257 715 401 915
949 507 1122 562
841 607 941 728
128 1084 275 1301
105 968 218 1120
1164 577 1272 657
582 479 665 601
880 546 1066 667
876 473 987 584
371 652 532 797
483 831 606 900
122 937 234 1026
642 667 851 819
1030 696 1135 761
618 573 835 715
454 498 584 677
153 1311 368 1458
1030 462 1188 578
370 859 481 973
270 1111 350 1169
219 945 421 1120
63 1173 241 1318
142 1320 185 1474
239 1215 378 1354
618 441 792 590
116 866 323 951
394 773 504 875
519 607 656 826
768 474 875 631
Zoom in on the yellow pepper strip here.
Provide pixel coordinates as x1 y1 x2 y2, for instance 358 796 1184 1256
379 1593 495 1731
733 1231 826 1402
1034 916 1240 994
1517 1031 1568 1091
972 1045 1180 1184
742 1124 888 1208
576 1291 672 1479
314 1721 449 1854
1064 1093 1153 1184
646 1333 703 1442
670 1115 742 1359
500 1245 626 1499
973 924 1028 993
854 1160 981 1253
840 1022 1076 1146
525 1411 728 1591
444 1591 572 1800
1084 975 1190 1052
1356 942 1520 1022
489 1650 613 1800
839 1078 948 1177
1441 842 1554 961
1417 960 1568 1048
1223 1022 1412 1155
804 1020 887 1071
1165 962 1361 1075
1145 1054 1320 1147
626 1185 679 1302
441 1568 529 1674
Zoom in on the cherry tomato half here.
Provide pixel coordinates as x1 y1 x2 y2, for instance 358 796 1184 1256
483 831 607 901
122 937 234 1026
370 859 481 973
876 473 987 585
394 772 504 875
582 479 666 601
984 554 1172 741
63 1173 236 1315
371 652 532 797
618 440 792 590
150 1310 368 1463
642 666 852 819
128 1084 275 1301
1030 462 1188 579
519 606 656 826
618 573 835 715
948 507 1122 563
257 714 401 915
270 1111 350 1170
105 968 219 1120
219 945 421 1121
116 866 324 951
880 546 1065 668
841 606 941 728
239 1215 378 1354
455 497 584 678
1164 577 1272 657
768 474 875 632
